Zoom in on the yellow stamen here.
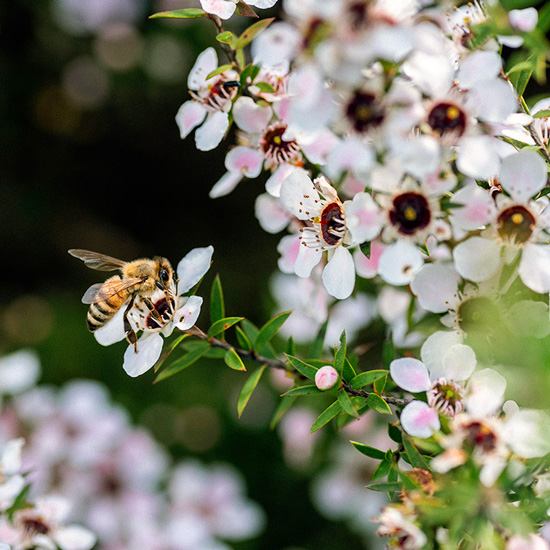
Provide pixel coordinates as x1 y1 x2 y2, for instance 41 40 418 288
404 206 417 221
446 106 460 120
511 213 524 225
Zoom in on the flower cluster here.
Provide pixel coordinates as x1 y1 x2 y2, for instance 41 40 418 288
0 350 265 550
165 0 550 547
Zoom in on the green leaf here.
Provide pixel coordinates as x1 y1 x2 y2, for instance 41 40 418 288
281 384 322 397
237 365 266 417
388 422 402 444
239 64 260 87
382 338 395 368
371 459 391 481
350 441 386 460
235 325 252 351
402 435 430 470
254 311 292 351
149 8 207 18
360 241 371 259
210 274 224 323
154 333 189 372
333 331 346 375
366 393 392 415
373 374 387 395
338 390 359 418
367 481 403 493
534 109 550 119
216 31 235 47
270 396 296 430
235 17 275 50
285 354 318 380
309 320 328 360
351 370 389 389
206 64 234 82
204 347 227 359
154 341 210 382
285 336 296 357
207 316 244 338
342 358 357 381
508 57 534 96
254 81 276 93
310 400 342 433
235 1 259 17
224 348 246 371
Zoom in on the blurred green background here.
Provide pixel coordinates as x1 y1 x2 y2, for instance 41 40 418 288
0 1 377 548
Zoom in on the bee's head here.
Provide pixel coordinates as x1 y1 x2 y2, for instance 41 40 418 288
154 257 175 292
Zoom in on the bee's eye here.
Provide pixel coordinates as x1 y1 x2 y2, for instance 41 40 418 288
159 268 169 283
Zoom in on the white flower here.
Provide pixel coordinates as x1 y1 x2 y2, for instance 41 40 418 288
175 48 238 151
14 495 96 550
390 345 478 438
0 438 25 512
199 0 278 20
95 247 214 377
279 171 358 299
452 150 550 293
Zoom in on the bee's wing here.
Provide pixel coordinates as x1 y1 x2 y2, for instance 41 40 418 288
81 278 144 304
69 249 127 271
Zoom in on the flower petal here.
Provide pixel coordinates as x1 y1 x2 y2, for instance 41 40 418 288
420 330 463 380
195 111 229 151
54 526 97 550
199 0 236 19
400 401 440 438
280 169 320 219
177 246 214 294
175 101 207 139
174 296 204 331
232 97 273 134
322 246 355 299
345 193 383 244
410 264 458 313
390 357 431 393
123 333 163 377
94 308 127 346
500 149 548 202
188 47 218 90
466 368 506 416
503 409 550 459
378 241 424 286
225 146 264 178
453 236 501 283
442 344 476 381
519 243 550 293
209 171 243 199
456 135 500 180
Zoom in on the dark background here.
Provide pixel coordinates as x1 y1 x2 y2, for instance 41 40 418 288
0 1 374 548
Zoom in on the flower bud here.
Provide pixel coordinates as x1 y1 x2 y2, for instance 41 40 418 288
315 366 339 391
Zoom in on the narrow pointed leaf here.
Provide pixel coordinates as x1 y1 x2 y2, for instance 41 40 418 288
374 374 387 395
367 481 403 493
281 384 322 397
351 441 386 460
342 357 356 382
237 365 266 417
206 65 234 83
224 348 246 371
351 370 389 389
149 8 207 18
310 400 342 433
254 82 276 93
285 354 318 380
154 341 210 382
382 338 395 368
310 320 328 359
217 31 235 47
371 459 391 481
235 1 259 17
254 311 292 351
338 389 359 418
402 435 430 469
270 396 296 430
333 331 346 375
366 393 392 415
285 336 296 357
207 316 244 338
235 325 252 351
235 17 275 50
154 333 189 372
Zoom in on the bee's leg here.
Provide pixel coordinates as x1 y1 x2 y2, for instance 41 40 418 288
123 295 138 351
142 297 163 322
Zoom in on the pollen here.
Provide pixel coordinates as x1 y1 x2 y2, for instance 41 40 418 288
511 213 524 225
404 206 417 221
446 106 460 120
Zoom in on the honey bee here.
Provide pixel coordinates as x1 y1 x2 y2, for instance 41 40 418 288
69 249 177 348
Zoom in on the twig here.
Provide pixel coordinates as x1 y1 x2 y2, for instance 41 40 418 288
185 326 411 406
207 14 242 70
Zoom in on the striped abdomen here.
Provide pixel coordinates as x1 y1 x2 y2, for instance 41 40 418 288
86 276 130 332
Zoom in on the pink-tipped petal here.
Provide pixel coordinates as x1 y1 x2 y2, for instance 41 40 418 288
390 357 431 393
400 401 440 439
